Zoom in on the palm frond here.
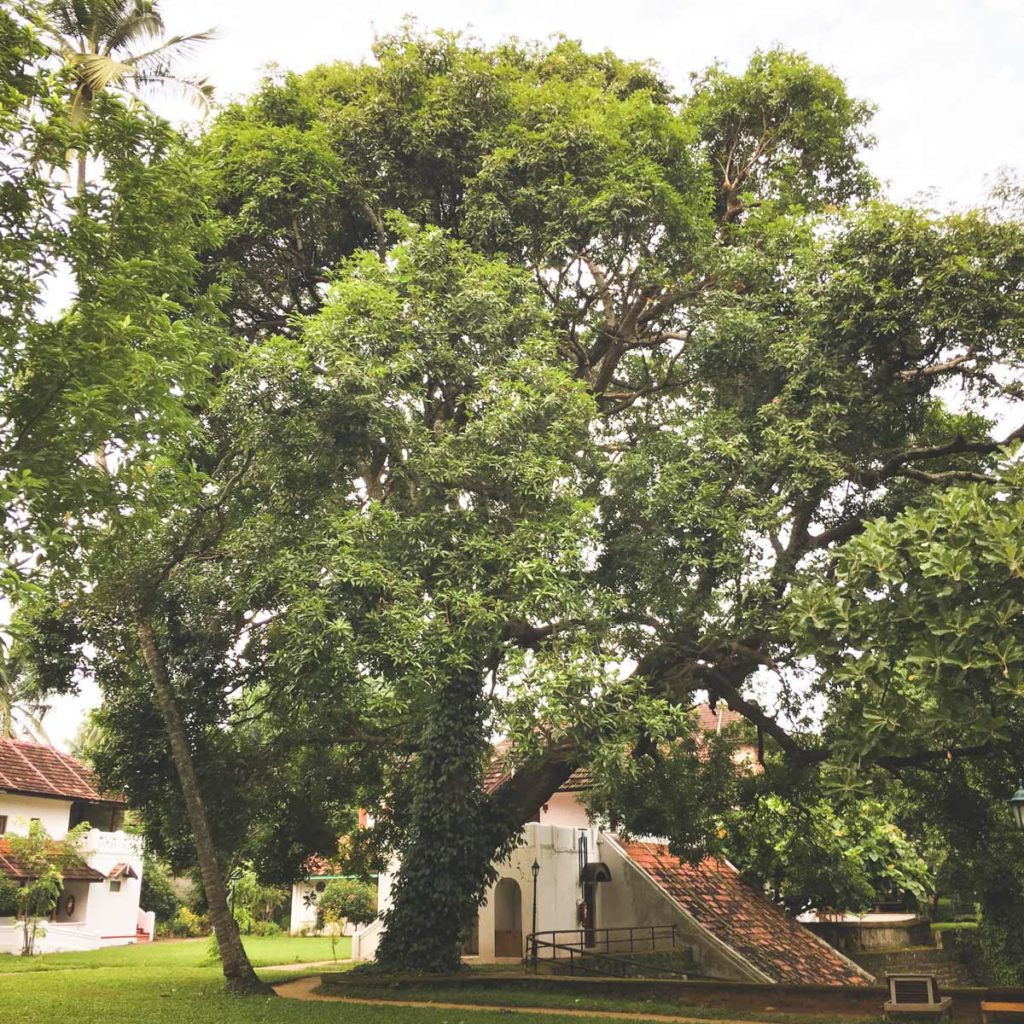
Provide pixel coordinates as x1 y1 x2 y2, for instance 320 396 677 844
121 29 216 75
88 0 155 50
70 51 130 92
44 0 91 41
128 71 215 112
103 2 165 53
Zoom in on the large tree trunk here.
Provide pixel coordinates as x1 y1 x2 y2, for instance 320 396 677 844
136 619 269 995
373 671 498 973
375 685 579 973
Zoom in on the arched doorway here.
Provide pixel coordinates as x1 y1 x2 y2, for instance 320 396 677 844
493 878 523 957
580 862 612 948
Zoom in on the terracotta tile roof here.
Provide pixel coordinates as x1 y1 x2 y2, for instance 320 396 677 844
619 839 869 986
483 740 514 795
0 838 105 883
0 737 122 804
695 702 745 733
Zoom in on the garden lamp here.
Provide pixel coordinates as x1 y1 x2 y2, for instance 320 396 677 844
530 859 540 972
1011 780 1024 830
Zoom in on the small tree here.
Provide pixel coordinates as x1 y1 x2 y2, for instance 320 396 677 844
5 821 91 955
316 879 376 961
228 865 286 934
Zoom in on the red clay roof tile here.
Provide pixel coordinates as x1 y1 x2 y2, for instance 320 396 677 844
0 838 105 883
620 839 869 986
0 737 123 804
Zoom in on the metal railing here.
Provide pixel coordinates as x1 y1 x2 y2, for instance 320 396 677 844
526 925 688 978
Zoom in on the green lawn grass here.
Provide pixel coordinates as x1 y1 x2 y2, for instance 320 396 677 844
0 933 350 973
0 937 768 1024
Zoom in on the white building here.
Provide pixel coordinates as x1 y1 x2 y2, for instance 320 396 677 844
0 737 153 955
300 706 874 985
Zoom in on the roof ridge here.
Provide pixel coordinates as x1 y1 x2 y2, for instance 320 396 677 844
8 737 56 795
0 735 119 804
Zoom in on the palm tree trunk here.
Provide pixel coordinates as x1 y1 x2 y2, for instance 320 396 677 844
76 151 87 195
136 618 270 995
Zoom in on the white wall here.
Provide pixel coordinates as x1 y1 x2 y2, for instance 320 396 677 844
0 794 72 838
354 813 769 977
290 881 320 935
538 792 591 828
597 836 765 982
80 830 144 944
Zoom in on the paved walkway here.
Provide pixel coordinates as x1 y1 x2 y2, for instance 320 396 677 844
258 958 351 971
273 975 781 1024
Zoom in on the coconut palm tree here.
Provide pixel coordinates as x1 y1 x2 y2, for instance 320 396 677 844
0 643 51 742
35 0 214 189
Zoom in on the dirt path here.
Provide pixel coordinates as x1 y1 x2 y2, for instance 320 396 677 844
273 975 782 1024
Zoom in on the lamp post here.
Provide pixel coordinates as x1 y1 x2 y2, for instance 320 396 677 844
1010 781 1024 830
531 859 540 973
227 866 243 919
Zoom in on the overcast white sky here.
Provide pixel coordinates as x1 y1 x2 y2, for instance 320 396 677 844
40 0 1024 750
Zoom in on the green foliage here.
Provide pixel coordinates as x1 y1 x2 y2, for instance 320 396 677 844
11 15 1024 979
250 919 281 937
229 865 286 933
0 872 19 916
195 30 1024 973
169 906 210 938
316 879 376 930
792 458 1024 769
727 793 931 915
685 47 877 221
140 855 180 924
36 0 214 126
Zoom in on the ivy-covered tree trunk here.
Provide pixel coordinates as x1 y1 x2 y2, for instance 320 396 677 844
137 619 269 995
374 671 498 973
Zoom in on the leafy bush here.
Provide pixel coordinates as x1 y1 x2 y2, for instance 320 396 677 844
252 919 282 937
229 865 286 933
316 879 376 930
140 855 179 923
0 875 18 917
169 906 209 937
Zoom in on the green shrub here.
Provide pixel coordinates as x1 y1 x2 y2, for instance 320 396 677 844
140 856 180 923
316 878 376 930
169 906 209 937
252 919 282 937
0 875 18 917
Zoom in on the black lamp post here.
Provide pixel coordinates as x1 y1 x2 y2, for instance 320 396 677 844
227 866 243 919
1011 780 1024 830
530 859 540 972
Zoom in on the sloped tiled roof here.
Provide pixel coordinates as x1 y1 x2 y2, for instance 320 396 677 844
695 703 745 734
619 839 870 986
0 737 122 804
0 838 105 883
483 740 514 795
